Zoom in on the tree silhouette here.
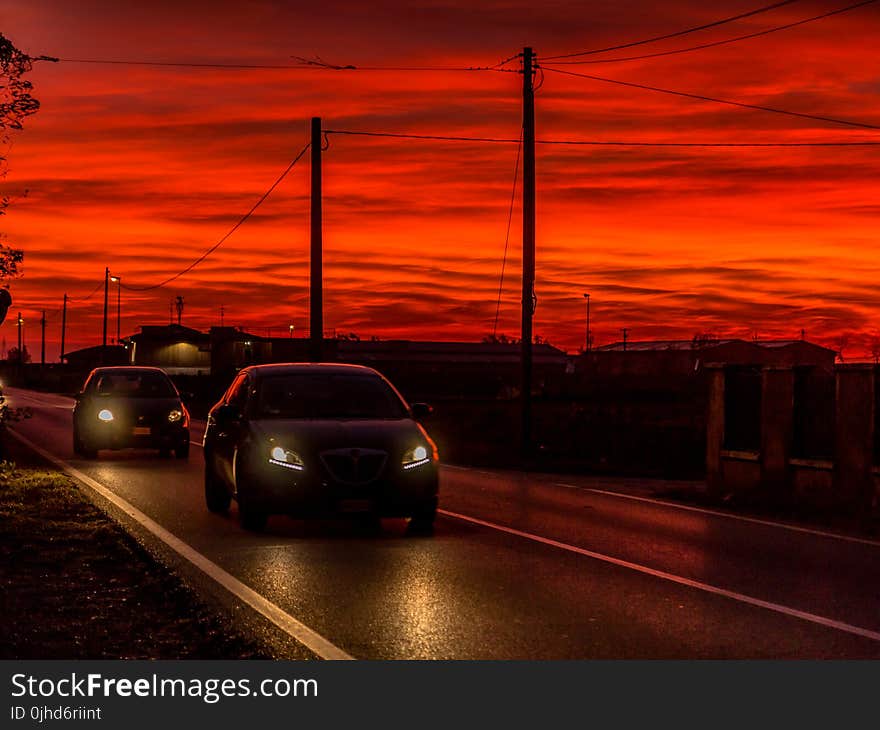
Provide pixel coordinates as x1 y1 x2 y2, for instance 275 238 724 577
6 345 30 363
1 33 41 286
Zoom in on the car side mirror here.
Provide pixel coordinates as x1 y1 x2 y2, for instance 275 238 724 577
411 402 433 420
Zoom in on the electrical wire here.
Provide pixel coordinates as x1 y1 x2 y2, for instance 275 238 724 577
325 129 880 146
541 66 880 131
290 54 520 73
491 52 523 69
121 142 310 292
41 304 65 323
55 57 517 73
68 281 104 303
58 58 321 69
546 0 878 65
542 0 803 60
493 129 523 339
325 130 521 143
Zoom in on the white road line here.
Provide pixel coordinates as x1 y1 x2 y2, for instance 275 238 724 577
439 508 880 644
556 483 880 549
9 428 354 661
443 464 495 476
444 462 880 548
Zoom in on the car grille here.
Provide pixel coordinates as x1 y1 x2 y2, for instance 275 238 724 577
320 449 387 485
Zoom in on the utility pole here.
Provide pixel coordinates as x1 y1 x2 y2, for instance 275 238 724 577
622 328 629 351
17 312 23 369
40 309 46 366
175 296 184 326
521 47 536 454
110 275 121 343
60 294 67 364
583 293 591 353
310 116 324 362
102 266 109 349
220 304 225 327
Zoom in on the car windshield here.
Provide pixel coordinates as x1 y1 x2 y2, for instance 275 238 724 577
93 372 177 398
254 373 408 420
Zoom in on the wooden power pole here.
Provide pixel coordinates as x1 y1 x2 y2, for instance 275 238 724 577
102 266 109 348
310 116 324 362
521 47 536 454
60 294 67 364
16 311 22 368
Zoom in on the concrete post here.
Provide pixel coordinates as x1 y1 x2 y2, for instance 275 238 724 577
834 364 874 514
760 366 794 503
706 365 725 496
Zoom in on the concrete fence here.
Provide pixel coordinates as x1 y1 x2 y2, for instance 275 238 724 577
707 363 878 516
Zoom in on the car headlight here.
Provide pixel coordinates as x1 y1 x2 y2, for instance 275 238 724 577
402 444 431 470
97 409 114 422
168 409 183 423
269 445 305 471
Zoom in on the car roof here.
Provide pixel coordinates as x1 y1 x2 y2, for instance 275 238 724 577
90 366 170 376
242 363 383 378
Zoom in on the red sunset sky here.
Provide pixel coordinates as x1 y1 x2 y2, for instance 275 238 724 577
3 0 880 359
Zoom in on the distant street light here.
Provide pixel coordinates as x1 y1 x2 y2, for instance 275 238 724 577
110 275 121 344
289 324 294 339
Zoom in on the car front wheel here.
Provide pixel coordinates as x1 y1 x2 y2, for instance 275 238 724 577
73 424 97 459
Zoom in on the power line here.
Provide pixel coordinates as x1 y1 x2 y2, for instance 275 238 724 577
68 281 104 303
290 54 516 73
42 304 65 323
325 129 880 146
494 129 523 339
541 66 880 131
546 0 878 65
325 129 522 143
542 0 804 61
121 142 310 292
490 52 523 69
54 57 515 73
57 58 318 69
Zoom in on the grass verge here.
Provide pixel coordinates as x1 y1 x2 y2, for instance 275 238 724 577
0 434 269 659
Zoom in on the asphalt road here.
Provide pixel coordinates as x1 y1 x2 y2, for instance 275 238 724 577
7 387 880 659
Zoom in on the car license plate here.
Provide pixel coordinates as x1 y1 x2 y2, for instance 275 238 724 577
133 426 151 436
337 499 372 513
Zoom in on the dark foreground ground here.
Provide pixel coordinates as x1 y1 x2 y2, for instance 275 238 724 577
0 434 268 659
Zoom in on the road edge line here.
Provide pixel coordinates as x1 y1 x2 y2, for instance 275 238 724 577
8 428 354 661
439 508 880 644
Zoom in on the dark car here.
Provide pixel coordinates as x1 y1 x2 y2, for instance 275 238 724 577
203 363 439 532
72 366 190 459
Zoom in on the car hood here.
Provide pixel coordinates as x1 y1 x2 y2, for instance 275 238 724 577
249 418 429 455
